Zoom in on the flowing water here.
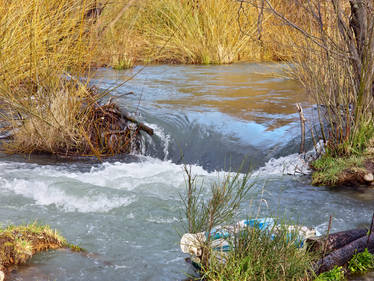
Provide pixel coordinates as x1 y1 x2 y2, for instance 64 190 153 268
1 64 373 281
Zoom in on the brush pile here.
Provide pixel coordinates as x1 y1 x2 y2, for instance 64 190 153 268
0 0 155 158
0 80 153 157
83 90 154 156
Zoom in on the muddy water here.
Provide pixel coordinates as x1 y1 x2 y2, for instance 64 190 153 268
1 64 373 281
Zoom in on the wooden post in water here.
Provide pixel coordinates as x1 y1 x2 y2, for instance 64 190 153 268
296 103 306 154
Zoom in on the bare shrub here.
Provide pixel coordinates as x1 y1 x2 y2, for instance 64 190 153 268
239 0 374 156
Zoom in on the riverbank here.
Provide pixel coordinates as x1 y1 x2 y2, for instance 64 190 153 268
0 1 156 158
311 136 374 187
179 164 374 280
0 224 68 280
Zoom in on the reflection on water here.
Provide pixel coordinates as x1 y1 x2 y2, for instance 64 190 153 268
328 185 374 202
94 64 309 131
156 71 306 130
93 64 312 170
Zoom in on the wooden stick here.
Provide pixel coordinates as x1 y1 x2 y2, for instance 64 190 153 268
121 112 154 136
296 103 306 154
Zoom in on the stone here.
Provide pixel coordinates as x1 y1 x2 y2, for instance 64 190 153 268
0 271 4 281
364 173 374 182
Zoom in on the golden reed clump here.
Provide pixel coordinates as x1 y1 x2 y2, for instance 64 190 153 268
96 0 307 67
0 0 146 157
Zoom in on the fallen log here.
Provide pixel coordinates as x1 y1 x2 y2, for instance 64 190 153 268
306 228 368 254
121 112 154 136
102 104 154 136
316 233 374 274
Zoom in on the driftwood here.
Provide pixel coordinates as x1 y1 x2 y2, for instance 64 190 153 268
307 228 368 254
316 233 374 274
121 112 154 136
103 104 154 136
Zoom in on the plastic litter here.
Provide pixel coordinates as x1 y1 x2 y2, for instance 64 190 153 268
181 218 321 264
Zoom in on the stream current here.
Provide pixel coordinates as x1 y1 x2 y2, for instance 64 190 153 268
1 64 373 281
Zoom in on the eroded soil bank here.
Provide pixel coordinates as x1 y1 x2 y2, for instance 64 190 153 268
0 224 68 280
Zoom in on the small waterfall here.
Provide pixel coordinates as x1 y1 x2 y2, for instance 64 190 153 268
143 122 171 161
128 122 140 155
253 140 325 176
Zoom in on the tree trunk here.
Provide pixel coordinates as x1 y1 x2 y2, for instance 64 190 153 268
349 0 374 98
306 228 368 254
316 233 374 274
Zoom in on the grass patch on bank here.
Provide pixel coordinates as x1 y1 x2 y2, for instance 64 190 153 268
0 222 84 278
0 223 67 272
315 266 345 281
348 248 374 274
311 154 366 186
311 135 374 186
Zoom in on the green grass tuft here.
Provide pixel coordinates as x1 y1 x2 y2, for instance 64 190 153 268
67 243 86 252
348 248 374 273
315 266 345 281
311 154 365 186
201 226 316 281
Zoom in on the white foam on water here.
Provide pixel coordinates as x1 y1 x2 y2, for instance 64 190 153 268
146 216 179 224
253 141 324 176
253 153 311 176
0 140 324 213
145 123 171 160
128 122 140 155
0 157 214 213
0 178 134 213
30 157 212 191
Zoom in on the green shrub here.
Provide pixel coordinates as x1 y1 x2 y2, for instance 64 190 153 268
348 248 374 273
181 167 316 280
202 226 315 281
315 266 345 281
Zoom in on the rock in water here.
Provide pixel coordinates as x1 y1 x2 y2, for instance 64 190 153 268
364 173 374 182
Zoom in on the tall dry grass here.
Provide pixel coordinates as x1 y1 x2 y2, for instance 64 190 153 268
134 0 263 64
97 0 301 66
0 0 110 155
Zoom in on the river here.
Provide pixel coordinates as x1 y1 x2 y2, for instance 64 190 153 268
1 64 373 280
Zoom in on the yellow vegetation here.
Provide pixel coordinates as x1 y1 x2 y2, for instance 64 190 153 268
1 0 370 159
97 0 307 66
0 0 143 156
0 0 95 154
